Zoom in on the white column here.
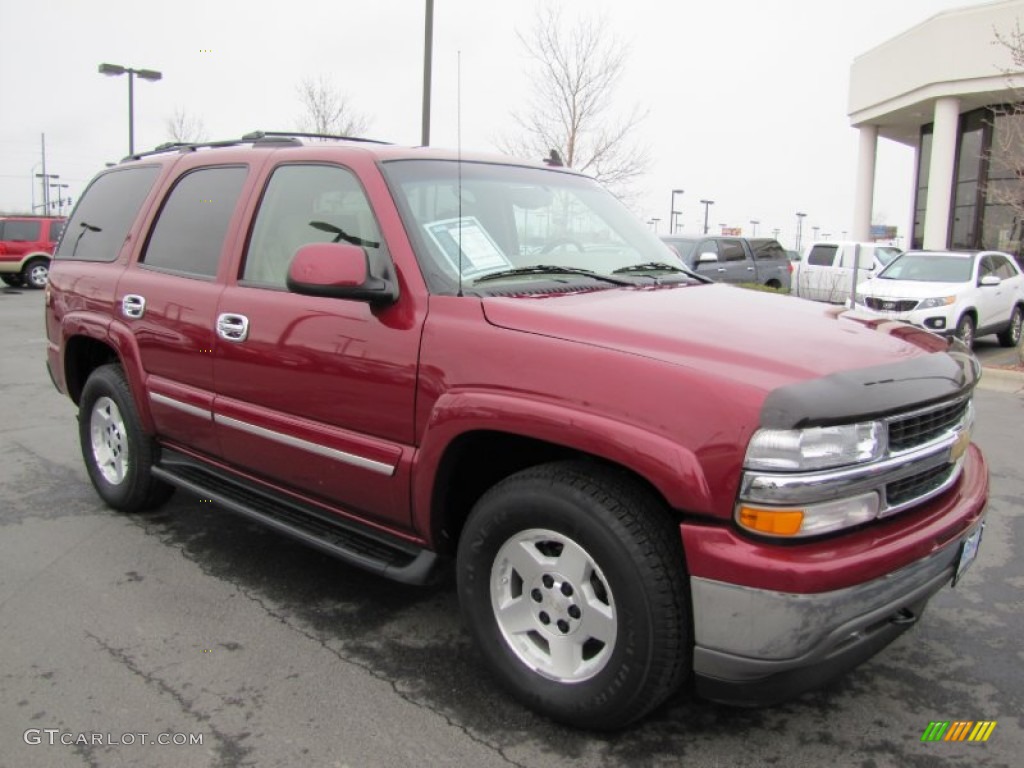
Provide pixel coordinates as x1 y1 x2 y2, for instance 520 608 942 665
923 97 960 250
852 125 878 241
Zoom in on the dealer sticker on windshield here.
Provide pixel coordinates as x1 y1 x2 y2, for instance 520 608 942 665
953 522 984 587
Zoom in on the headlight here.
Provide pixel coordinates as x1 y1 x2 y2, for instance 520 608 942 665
744 421 886 471
917 296 955 310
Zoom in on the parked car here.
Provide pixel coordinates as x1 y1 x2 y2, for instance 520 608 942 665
0 214 66 288
793 241 902 304
45 133 987 728
850 249 1024 348
660 235 791 290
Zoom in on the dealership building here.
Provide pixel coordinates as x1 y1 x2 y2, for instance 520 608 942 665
849 0 1024 259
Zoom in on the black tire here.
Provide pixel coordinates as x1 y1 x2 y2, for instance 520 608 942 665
78 364 174 512
457 461 689 729
21 258 49 289
997 305 1023 348
1 274 23 287
955 313 976 349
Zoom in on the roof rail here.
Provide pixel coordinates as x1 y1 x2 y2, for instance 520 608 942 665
122 130 392 162
241 130 391 145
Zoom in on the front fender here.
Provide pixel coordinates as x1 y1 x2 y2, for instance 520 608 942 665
410 389 713 539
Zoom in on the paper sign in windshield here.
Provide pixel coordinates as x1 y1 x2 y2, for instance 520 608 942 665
424 217 512 278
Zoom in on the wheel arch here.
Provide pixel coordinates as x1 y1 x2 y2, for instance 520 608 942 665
414 393 711 556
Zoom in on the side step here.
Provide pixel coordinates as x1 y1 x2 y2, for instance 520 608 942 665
152 449 438 585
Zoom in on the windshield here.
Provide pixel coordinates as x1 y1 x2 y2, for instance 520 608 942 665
382 159 689 293
875 247 901 267
878 252 973 282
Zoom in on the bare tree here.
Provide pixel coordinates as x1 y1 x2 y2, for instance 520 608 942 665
295 75 370 137
165 107 208 144
500 5 648 196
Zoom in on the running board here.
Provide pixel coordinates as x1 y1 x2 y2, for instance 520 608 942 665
152 450 438 585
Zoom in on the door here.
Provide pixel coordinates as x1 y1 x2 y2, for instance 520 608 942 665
212 162 424 530
799 244 840 302
975 254 1016 330
116 163 250 456
716 239 754 284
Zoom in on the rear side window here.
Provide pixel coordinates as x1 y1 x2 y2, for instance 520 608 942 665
1 220 41 240
807 245 838 266
49 220 66 243
719 239 746 262
142 166 247 278
55 166 160 262
751 239 785 259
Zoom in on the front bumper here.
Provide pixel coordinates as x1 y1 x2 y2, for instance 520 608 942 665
690 527 974 705
684 445 988 705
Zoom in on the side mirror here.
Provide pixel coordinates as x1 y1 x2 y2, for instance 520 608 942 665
287 242 398 304
979 275 1001 287
696 251 719 264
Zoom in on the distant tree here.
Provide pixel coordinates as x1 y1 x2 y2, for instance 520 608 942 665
295 75 370 137
165 107 208 144
499 4 648 197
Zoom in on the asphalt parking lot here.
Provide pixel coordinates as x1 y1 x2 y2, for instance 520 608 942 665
1 286 1022 767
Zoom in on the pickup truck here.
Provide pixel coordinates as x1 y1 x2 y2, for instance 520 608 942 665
793 240 902 303
44 133 987 729
660 235 792 290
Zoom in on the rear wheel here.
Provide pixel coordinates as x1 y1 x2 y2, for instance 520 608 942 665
955 313 976 349
79 364 174 512
457 461 689 729
21 258 49 289
997 305 1022 348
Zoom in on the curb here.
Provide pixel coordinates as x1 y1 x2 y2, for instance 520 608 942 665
978 365 1024 395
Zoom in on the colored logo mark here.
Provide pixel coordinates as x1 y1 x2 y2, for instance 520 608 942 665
921 721 997 742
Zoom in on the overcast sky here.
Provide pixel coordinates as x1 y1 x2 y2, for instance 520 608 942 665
0 0 1006 247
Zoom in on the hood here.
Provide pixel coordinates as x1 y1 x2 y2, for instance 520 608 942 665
857 277 964 299
481 283 953 394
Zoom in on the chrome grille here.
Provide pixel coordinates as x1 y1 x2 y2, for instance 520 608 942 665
887 398 969 452
865 297 919 312
885 464 955 507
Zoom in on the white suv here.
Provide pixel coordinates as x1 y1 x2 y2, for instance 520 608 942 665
850 249 1024 348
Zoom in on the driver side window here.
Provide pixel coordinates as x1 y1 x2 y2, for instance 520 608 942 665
243 164 384 288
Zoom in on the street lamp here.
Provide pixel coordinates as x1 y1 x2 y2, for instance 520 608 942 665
812 225 820 242
795 212 807 251
670 189 684 233
699 199 714 234
49 183 70 214
749 219 759 237
98 62 163 156
650 217 661 233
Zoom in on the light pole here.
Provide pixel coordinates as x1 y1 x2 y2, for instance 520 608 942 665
98 63 163 156
50 183 70 214
650 217 661 233
812 225 820 242
750 219 759 237
795 212 807 251
670 189 684 233
772 228 781 240
699 199 714 234
35 172 59 213
421 0 434 146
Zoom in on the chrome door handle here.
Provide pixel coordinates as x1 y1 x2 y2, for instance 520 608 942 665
216 313 249 342
716 268 727 273
746 266 755 271
122 294 146 319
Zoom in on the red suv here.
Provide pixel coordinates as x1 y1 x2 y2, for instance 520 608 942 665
0 215 66 288
43 132 988 728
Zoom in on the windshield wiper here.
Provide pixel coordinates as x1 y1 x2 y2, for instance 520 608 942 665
612 261 688 274
473 265 634 286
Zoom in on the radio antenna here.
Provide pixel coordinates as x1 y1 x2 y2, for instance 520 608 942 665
457 49 464 297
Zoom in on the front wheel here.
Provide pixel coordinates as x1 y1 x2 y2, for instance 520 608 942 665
997 305 1022 348
457 462 689 729
955 313 976 349
79 364 174 512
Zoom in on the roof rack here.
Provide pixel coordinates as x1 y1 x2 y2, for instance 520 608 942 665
123 130 392 162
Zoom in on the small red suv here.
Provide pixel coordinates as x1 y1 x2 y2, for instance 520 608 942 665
0 214 66 288
44 132 988 728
